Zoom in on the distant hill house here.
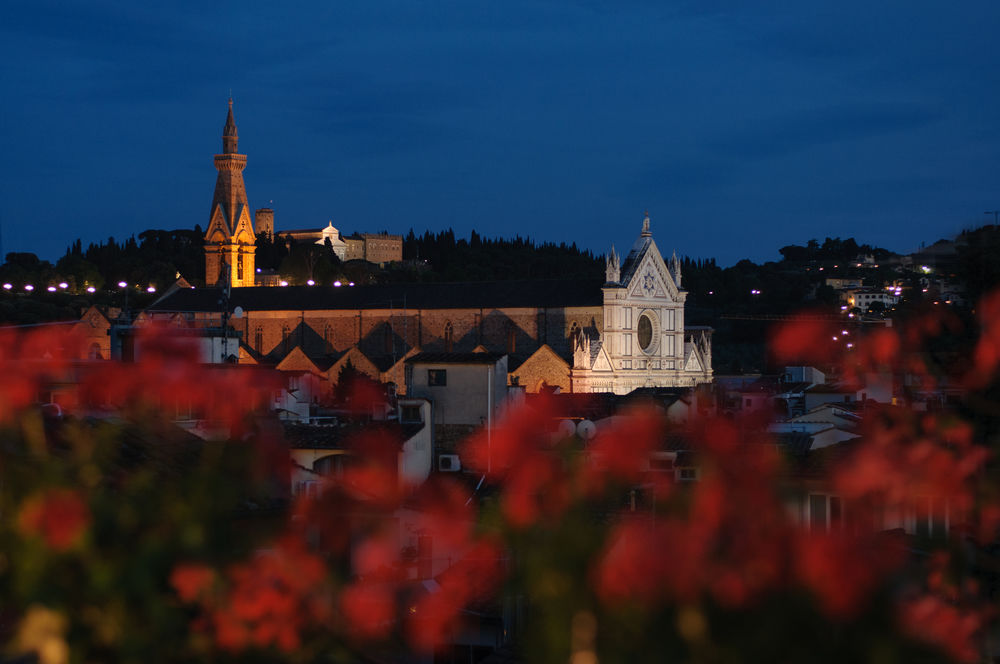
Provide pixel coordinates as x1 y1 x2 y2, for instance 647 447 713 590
273 221 403 266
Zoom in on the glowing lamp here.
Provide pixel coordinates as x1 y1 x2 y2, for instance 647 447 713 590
47 286 57 292
2 284 11 290
58 282 68 289
147 286 156 293
280 280 289 287
348 282 355 286
118 281 127 288
86 286 96 293
24 285 34 291
307 279 315 286
333 281 342 287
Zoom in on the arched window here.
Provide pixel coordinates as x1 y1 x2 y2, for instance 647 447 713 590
254 326 263 354
444 321 454 352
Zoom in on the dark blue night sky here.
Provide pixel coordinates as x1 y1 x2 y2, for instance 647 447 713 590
2 0 998 266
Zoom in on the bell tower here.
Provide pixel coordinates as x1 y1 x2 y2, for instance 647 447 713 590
204 99 256 287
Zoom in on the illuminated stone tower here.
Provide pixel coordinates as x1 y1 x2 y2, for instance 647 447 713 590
204 99 256 287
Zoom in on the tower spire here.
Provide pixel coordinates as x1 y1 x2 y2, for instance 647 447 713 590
223 97 238 154
205 100 255 287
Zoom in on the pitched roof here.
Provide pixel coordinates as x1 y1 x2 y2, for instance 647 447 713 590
147 279 604 314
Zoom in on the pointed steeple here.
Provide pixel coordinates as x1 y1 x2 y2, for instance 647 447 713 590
205 99 255 287
222 97 238 154
671 251 682 288
605 244 620 284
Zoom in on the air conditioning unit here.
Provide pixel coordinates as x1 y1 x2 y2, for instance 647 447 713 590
438 454 461 472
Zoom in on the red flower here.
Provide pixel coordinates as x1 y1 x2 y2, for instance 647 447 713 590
770 314 838 364
898 595 984 663
171 564 216 602
340 581 395 640
17 489 90 551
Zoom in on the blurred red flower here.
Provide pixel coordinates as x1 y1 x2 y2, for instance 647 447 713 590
17 488 90 551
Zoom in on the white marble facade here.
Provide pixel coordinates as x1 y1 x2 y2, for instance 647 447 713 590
571 215 712 393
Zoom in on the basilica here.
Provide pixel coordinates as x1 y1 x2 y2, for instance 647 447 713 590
147 102 712 394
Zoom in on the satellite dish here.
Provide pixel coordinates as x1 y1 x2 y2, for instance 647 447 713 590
576 419 597 440
557 419 576 438
232 306 244 319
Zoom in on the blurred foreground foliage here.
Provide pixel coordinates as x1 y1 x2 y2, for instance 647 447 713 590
3 293 1000 662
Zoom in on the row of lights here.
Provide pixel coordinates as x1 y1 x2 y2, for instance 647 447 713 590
3 282 155 294
283 280 356 287
117 281 156 293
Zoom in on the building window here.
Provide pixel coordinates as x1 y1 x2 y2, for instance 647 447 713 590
401 405 422 423
623 307 633 330
622 360 631 370
623 333 632 356
665 334 675 356
237 252 244 281
637 314 653 352
444 322 454 352
677 467 699 482
254 326 263 354
664 309 675 331
428 369 447 386
88 343 102 360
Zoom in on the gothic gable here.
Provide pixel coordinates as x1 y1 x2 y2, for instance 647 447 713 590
206 206 231 243
591 344 614 372
684 347 703 373
231 204 255 244
623 243 679 302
